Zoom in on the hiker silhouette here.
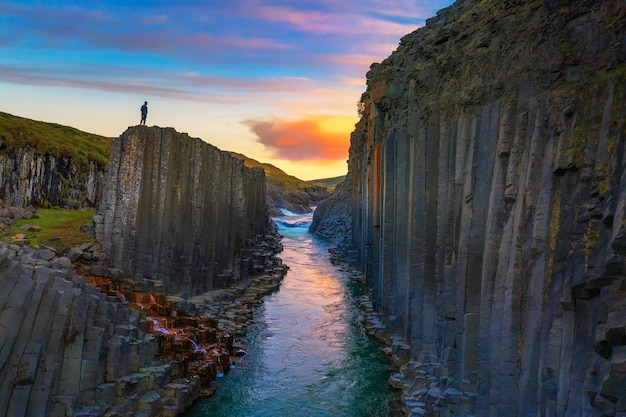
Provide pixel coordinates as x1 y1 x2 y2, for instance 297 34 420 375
140 101 148 125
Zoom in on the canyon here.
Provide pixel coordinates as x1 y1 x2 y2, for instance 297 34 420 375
2 0 626 415
0 237 285 417
0 126 285 416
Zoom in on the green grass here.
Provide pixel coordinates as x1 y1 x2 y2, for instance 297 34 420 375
0 112 111 167
1 208 95 252
308 175 345 191
229 151 326 192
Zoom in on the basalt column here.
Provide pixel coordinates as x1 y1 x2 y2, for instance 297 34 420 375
340 0 626 416
97 126 267 296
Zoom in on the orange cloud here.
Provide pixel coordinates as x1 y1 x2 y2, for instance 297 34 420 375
244 115 356 162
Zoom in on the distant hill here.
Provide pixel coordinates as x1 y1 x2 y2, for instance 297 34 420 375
229 152 330 215
229 152 314 192
0 112 111 167
308 175 345 191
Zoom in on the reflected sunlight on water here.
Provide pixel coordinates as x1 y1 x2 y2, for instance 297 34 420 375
184 211 399 417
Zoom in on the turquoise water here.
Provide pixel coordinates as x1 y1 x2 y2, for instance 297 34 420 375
184 212 399 417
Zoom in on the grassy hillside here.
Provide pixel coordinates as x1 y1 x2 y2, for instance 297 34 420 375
1 208 95 252
0 112 111 167
229 151 322 191
308 175 345 191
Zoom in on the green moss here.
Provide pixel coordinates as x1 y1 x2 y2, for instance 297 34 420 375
596 163 611 195
559 42 573 59
548 190 561 277
609 64 626 81
582 227 601 251
567 122 593 167
510 17 523 31
0 112 111 167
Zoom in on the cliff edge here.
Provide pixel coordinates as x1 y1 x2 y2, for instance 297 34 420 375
315 0 626 415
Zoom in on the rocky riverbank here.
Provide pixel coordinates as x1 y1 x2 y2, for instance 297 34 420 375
0 224 286 417
330 243 477 416
326 248 417 416
330 252 475 416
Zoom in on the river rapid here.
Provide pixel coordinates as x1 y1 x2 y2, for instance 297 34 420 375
184 211 400 417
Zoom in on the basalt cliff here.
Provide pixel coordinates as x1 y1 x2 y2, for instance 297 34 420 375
0 111 109 209
0 148 103 208
97 126 269 297
313 0 626 415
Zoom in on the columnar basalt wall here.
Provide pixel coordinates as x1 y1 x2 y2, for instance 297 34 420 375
0 243 199 417
339 0 626 415
0 144 103 208
0 240 289 417
97 126 268 296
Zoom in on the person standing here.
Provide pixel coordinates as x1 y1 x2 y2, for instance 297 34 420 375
140 101 148 125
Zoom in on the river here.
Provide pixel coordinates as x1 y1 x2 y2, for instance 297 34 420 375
184 211 400 417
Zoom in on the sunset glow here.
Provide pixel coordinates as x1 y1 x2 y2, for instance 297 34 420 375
0 0 454 180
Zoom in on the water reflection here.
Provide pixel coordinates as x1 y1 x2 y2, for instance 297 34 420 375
184 211 398 417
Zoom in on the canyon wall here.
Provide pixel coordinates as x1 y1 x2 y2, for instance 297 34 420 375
97 126 268 297
0 143 104 208
319 0 626 415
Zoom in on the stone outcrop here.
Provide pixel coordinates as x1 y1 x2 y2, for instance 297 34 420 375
0 235 286 417
97 126 268 297
315 0 626 415
0 242 199 417
0 201 38 229
309 178 351 238
0 142 104 208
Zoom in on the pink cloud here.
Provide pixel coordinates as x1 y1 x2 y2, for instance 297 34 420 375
177 73 316 92
254 6 344 35
253 4 417 37
0 65 245 104
0 2 291 59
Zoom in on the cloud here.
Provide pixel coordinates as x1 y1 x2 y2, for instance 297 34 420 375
0 65 247 104
0 61 363 118
177 73 316 93
0 0 441 81
0 2 291 61
244 115 355 162
252 3 418 38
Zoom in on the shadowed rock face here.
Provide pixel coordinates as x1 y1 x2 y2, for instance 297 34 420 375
315 0 626 415
0 145 103 208
0 243 196 417
97 126 268 297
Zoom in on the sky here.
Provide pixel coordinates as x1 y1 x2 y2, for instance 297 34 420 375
0 0 454 180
